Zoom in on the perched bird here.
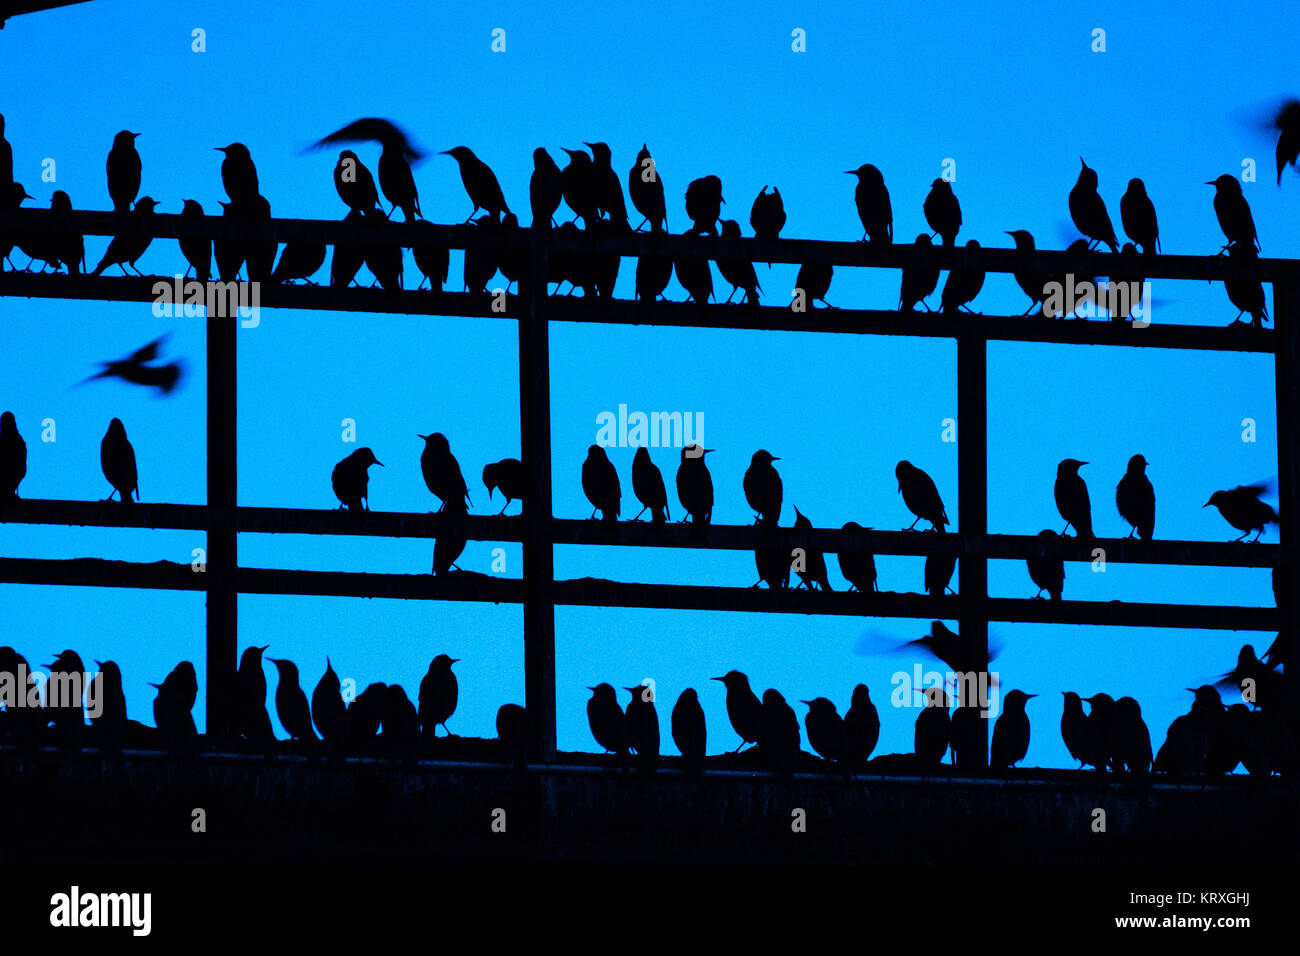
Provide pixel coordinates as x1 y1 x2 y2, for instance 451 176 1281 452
924 548 956 598
332 150 380 214
267 658 316 741
635 252 673 301
529 148 563 228
923 178 961 246
559 148 599 225
674 240 714 303
1204 485 1277 541
586 683 627 755
1070 159 1119 252
0 411 27 500
990 689 1035 769
443 145 509 222
410 220 450 290
2 182 32 268
380 684 420 757
346 682 388 746
1005 230 1052 315
671 688 706 767
1116 454 1154 539
235 644 274 743
432 495 468 575
330 208 367 288
898 234 940 311
792 506 831 591
582 444 620 521
310 657 347 745
1154 686 1224 775
89 196 158 276
359 206 402 290
896 460 948 531
1054 459 1092 538
46 649 87 739
310 119 422 221
37 190 83 274
939 240 984 313
1207 174 1259 252
753 525 792 590
77 334 182 395
1027 529 1065 600
631 446 669 522
462 213 500 292
419 432 470 511
418 654 459 737
1083 693 1117 771
178 199 211 282
1223 241 1268 327
1114 696 1152 775
240 194 276 283
100 417 138 503
624 684 660 771
847 163 892 244
675 444 714 525
483 457 525 514
712 670 762 751
743 450 782 524
496 703 528 764
0 113 11 188
272 238 327 285
685 175 724 236
151 660 198 747
801 697 846 763
1060 691 1093 768
1120 178 1159 254
213 200 246 282
836 521 878 593
715 219 760 304
794 261 834 308
106 131 141 213
216 143 259 206
331 447 383 511
914 686 951 764
1273 99 1300 185
750 185 785 248
627 144 666 232
843 683 881 765
585 141 627 226
758 689 801 770
1107 242 1146 322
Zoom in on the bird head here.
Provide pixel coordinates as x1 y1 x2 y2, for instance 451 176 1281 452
583 142 612 164
181 198 204 215
711 670 748 688
356 446 384 467
0 411 16 432
418 432 450 453
719 219 741 239
1005 229 1033 248
134 197 158 213
266 657 299 679
1203 490 1224 508
106 417 127 439
50 191 72 211
431 654 459 670
1126 178 1145 194
913 233 932 247
586 444 609 461
441 146 474 162
1206 174 1237 191
1128 454 1148 473
752 449 779 465
681 444 713 461
113 130 139 147
792 506 811 529
633 446 651 465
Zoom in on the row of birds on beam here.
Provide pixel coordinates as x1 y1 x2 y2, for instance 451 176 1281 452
0 113 1290 325
0 411 1279 595
0 633 1288 776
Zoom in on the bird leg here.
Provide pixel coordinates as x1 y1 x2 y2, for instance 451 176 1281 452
905 516 920 531
632 506 648 521
1061 522 1072 536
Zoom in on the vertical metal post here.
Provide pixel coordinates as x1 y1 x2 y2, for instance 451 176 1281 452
206 308 238 740
1272 281 1300 701
519 237 557 760
958 331 989 768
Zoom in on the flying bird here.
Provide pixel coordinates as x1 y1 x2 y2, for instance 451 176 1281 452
1272 98 1300 185
77 334 183 395
1204 485 1277 541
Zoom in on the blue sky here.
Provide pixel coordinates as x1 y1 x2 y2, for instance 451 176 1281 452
0 0 1292 766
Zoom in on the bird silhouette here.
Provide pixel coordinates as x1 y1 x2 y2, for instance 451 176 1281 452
267 657 317 742
559 147 599 226
239 194 276 283
100 417 138 503
1106 242 1146 322
1273 99 1300 185
847 163 892 244
331 447 383 511
461 214 501 292
743 450 782 524
1154 686 1223 775
635 252 673 301
674 238 714 303
0 411 28 500
27 190 83 274
216 142 259 207
106 130 141 213
1217 643 1284 712
750 185 785 251
0 113 11 188
272 238 327 285
795 261 834 308
801 697 846 764
896 460 948 531
844 684 880 765
1114 696 1152 775
627 144 666 233
671 688 706 768
1004 230 1053 315
1070 159 1119 252
213 201 247 282
624 683 660 772
716 219 760 305
381 684 420 758
330 208 367 288
990 689 1034 769
631 446 670 522
1054 459 1092 538
1116 454 1154 539
712 670 762 751
586 683 627 755
582 444 620 521
418 432 470 511
236 644 274 743
332 150 381 214
310 657 347 746
443 145 509 222
46 649 87 742
792 506 831 591
529 148 563 228
483 458 525 514
675 444 714 525
2 182 33 269
1060 691 1094 769
836 521 878 593
177 199 211 282
939 240 984 313
585 141 628 226
914 686 951 764
1222 241 1268 327
1120 178 1159 254
907 621 987 675
1204 485 1277 541
433 494 468 575
90 196 158 276
684 175 724 236
899 234 940 311
310 119 422 221
418 654 459 738
1027 529 1064 600
151 660 198 748
923 178 960 246
924 548 956 598
347 682 388 747
359 206 402 290
753 522 792 590
1207 174 1259 252
758 688 801 770
78 334 183 395
410 220 450 290
1083 693 1117 772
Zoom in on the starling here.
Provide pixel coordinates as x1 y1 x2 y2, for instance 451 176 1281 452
1120 178 1159 254
418 653 459 737
0 112 11 188
795 261 834 308
1107 242 1146 322
1116 454 1154 539
1114 695 1152 775
235 644 274 743
939 240 984 312
899 234 940 311
0 410 27 500
410 220 450 289
624 683 660 771
836 521 877 593
332 149 381 214
216 142 259 206
271 238 327 285
267 658 317 741
1223 241 1268 327
847 163 892 244
758 688 801 770
483 457 526 514
240 194 276 284
631 446 670 522
635 252 673 301
1154 686 1223 775
1207 174 1259 251
151 660 198 747
750 185 785 245
585 141 628 226
753 524 792 590
676 444 714 525
419 432 470 510
792 505 831 591
896 460 948 531
530 147 563 228
627 143 666 232
1005 230 1052 315
914 686 951 764
1083 693 1118 771
106 130 141 213
178 199 211 282
843 683 880 765
1027 528 1065 600
331 447 383 511
347 682 388 747
671 688 706 766
432 495 468 575
310 119 422 221
330 208 367 288
1273 99 1300 185
801 697 846 763
360 206 402 290
443 145 509 222
743 449 782 524
381 684 420 757
674 239 714 303
907 621 982 674
1060 691 1093 768
559 147 599 226
685 175 724 236
990 689 1034 769
462 213 500 292
310 657 347 745
89 196 158 276
1054 458 1092 538
715 219 760 304
586 683 627 754
1069 158 1119 252
46 649 87 740
214 200 246 282
41 190 83 274
1204 485 1277 541
712 670 762 750
582 444 620 521
924 549 956 598
100 417 138 503
76 334 183 395
2 182 33 268
922 178 960 246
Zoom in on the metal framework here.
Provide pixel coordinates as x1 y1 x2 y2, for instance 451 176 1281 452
1 209 1295 767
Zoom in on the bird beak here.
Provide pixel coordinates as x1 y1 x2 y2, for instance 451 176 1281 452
214 147 226 153
799 700 812 706
374 459 385 467
772 456 781 461
417 434 428 440
1204 181 1215 186
721 197 727 204
1080 461 1089 467
1185 688 1196 694
1079 157 1086 168
1202 500 1211 508
451 658 460 664
586 686 596 691
711 676 725 682
584 142 596 149
260 645 270 652
1026 694 1037 699
843 170 856 176
440 150 453 156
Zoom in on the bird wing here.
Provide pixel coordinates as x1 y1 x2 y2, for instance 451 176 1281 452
308 118 424 161
125 333 169 364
